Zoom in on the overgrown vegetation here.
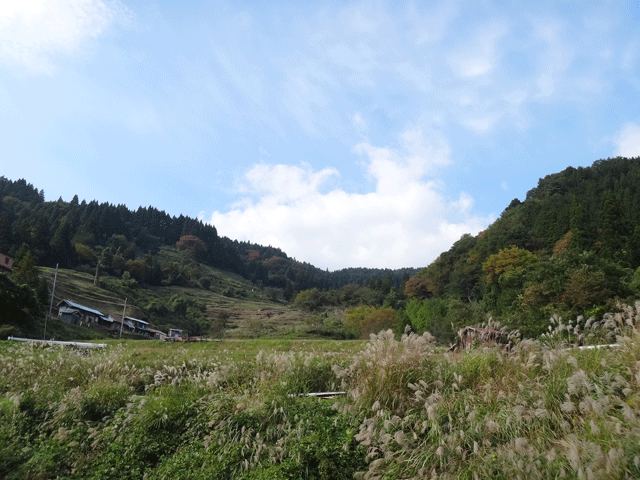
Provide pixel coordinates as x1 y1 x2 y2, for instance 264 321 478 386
3 302 640 479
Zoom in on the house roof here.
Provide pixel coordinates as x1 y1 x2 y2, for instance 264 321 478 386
57 299 106 318
110 315 133 328
59 307 81 315
125 316 149 325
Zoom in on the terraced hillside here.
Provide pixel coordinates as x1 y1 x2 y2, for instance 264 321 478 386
38 266 311 338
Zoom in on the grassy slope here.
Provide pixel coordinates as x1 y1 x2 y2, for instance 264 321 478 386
37 262 312 340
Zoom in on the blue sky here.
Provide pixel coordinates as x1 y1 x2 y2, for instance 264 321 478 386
1 0 639 271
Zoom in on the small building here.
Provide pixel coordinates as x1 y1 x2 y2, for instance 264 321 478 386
147 328 167 340
57 299 111 327
58 306 82 325
109 315 154 336
168 328 185 340
109 315 134 333
0 253 14 274
126 316 150 336
248 250 260 261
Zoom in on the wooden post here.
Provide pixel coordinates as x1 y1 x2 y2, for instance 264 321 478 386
44 264 58 339
119 298 127 339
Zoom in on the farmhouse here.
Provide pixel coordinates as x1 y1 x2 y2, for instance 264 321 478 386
0 253 14 274
57 299 112 327
56 300 163 338
127 316 150 335
109 315 154 336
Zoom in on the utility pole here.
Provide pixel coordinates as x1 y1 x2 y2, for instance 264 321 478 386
119 298 127 339
45 264 58 340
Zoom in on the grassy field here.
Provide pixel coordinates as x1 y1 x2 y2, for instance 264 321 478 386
3 303 640 479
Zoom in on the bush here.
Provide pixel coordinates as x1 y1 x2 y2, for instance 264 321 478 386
0 324 20 340
294 288 322 311
334 328 436 414
360 308 397 338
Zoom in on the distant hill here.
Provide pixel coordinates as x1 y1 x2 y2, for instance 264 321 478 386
0 174 414 339
0 176 415 293
402 156 640 339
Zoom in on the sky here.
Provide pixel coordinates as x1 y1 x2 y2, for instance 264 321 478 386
1 1 640 271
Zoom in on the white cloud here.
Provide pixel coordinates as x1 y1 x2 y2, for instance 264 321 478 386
0 0 131 74
352 112 367 134
209 127 490 270
237 162 339 203
614 123 640 157
448 21 508 78
463 116 498 133
531 17 573 98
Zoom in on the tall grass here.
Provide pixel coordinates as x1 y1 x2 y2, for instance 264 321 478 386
3 303 640 479
339 302 640 479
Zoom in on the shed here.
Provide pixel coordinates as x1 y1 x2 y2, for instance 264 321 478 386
168 328 185 340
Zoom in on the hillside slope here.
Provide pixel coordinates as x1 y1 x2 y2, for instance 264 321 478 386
39 265 311 339
402 156 640 339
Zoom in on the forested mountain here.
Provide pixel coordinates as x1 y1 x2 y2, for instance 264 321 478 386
2 156 640 342
401 156 640 339
0 176 414 297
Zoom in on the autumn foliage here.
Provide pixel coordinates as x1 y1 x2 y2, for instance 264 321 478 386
176 235 207 252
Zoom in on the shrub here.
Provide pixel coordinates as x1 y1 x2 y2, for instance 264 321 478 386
360 308 397 338
334 328 435 414
0 324 20 340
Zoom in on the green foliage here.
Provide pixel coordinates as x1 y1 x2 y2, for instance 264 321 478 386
294 288 323 311
401 297 482 344
396 157 640 338
343 305 375 338
360 308 397 338
304 315 345 338
75 243 96 264
403 274 434 299
334 328 436 414
11 250 39 285
0 324 20 340
0 340 367 480
483 245 539 284
341 302 640 479
6 314 640 480
0 274 42 333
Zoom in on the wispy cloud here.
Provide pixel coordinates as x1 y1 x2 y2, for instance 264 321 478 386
0 0 132 75
448 21 508 78
614 123 640 157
